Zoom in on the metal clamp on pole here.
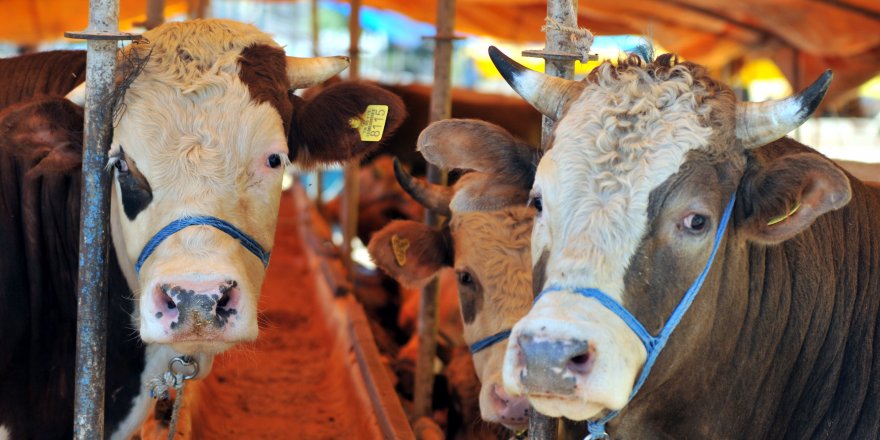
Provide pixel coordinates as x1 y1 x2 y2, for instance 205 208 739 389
65 1 141 437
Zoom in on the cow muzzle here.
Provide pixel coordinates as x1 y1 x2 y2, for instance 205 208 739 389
501 297 646 421
141 275 256 350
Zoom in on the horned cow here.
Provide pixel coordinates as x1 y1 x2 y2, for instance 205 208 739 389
0 19 405 439
491 47 880 438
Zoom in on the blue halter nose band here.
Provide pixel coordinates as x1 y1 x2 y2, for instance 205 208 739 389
134 216 271 275
469 329 512 354
533 194 736 439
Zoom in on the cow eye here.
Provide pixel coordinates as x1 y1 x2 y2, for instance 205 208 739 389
528 194 543 214
114 158 129 174
266 153 283 169
457 270 474 287
683 213 708 233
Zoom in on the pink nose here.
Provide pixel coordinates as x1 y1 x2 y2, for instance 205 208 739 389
491 384 530 426
151 279 240 337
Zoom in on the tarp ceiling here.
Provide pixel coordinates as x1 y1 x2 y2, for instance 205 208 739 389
0 1 189 46
362 0 880 108
1 0 877 107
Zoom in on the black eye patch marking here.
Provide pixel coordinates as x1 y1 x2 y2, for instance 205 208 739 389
113 147 153 220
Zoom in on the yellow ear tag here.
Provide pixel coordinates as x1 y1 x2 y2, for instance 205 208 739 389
766 201 801 226
391 234 409 267
349 105 389 142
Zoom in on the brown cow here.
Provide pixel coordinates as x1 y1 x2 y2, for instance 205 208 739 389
491 47 880 438
369 119 538 431
0 19 404 439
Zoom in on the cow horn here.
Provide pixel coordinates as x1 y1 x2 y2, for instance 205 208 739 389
392 158 452 217
65 82 86 106
488 46 584 120
286 56 350 90
736 70 832 149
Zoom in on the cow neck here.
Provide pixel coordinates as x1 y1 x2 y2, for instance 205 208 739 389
533 193 736 439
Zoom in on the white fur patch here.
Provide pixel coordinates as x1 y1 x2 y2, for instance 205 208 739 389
0 425 9 440
534 62 713 300
509 61 716 419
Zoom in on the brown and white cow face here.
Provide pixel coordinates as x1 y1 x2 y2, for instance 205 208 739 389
490 48 847 421
369 120 537 429
66 20 405 358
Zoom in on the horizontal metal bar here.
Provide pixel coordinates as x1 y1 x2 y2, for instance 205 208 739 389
522 49 598 62
64 30 142 40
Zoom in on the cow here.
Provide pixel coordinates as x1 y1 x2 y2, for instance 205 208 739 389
321 155 424 244
0 19 404 439
489 46 880 438
369 119 539 431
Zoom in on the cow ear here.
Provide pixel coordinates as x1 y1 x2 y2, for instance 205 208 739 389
288 81 406 167
418 118 537 189
738 151 851 244
367 220 452 288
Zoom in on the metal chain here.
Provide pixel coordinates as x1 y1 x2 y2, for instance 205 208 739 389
147 356 199 440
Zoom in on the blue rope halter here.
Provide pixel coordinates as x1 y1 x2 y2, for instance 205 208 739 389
134 216 271 275
469 329 512 354
532 194 737 439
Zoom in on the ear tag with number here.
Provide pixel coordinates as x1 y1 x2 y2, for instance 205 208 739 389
349 104 389 142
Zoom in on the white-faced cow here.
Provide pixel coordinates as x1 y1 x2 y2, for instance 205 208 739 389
490 46 880 438
369 119 538 430
0 19 404 439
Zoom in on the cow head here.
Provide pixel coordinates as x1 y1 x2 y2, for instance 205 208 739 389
489 47 851 422
59 20 405 359
369 119 538 429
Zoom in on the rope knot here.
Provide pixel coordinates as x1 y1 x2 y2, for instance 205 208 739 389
541 17 595 63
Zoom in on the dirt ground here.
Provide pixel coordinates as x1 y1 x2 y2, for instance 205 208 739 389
181 189 381 439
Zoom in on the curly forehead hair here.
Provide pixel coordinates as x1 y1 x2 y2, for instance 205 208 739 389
583 52 739 158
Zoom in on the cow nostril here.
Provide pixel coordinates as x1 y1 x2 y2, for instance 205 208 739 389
567 351 593 375
159 286 177 310
217 292 230 309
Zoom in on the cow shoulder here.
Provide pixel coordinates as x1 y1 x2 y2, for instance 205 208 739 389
737 137 851 243
289 81 406 166
368 220 452 287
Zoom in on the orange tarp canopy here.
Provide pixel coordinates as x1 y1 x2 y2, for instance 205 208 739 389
0 1 189 45
360 0 880 107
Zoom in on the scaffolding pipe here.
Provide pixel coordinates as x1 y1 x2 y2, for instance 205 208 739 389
412 0 456 420
136 0 165 29
340 0 361 276
312 0 325 209
67 0 123 437
527 0 579 437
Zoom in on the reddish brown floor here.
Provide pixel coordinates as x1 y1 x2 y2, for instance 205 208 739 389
186 190 380 439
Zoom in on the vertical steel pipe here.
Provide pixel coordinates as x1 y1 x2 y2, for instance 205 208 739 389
540 0 578 149
312 0 325 209
412 0 456 420
340 0 361 276
72 1 121 438
527 0 578 437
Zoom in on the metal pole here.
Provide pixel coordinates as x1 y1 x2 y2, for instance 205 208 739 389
340 0 361 276
412 0 456 420
135 0 165 29
539 0 578 150
524 0 580 436
63 0 135 437
312 0 325 209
